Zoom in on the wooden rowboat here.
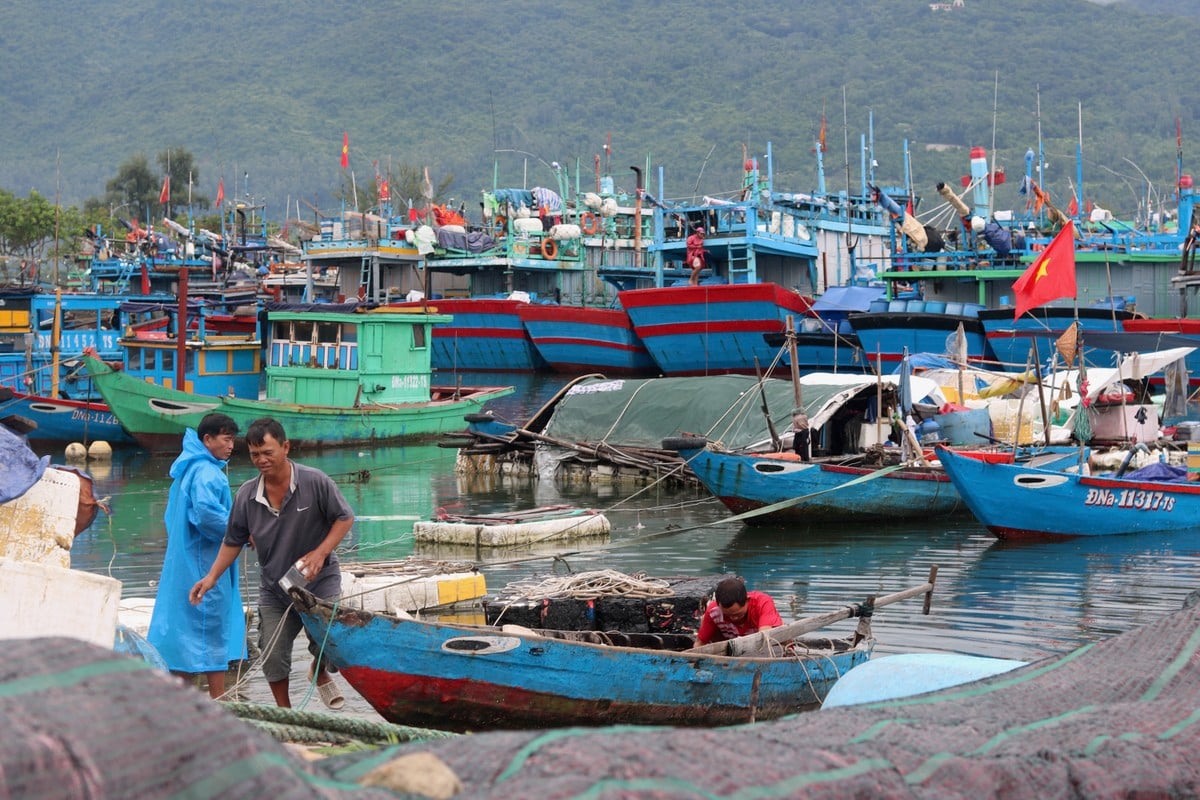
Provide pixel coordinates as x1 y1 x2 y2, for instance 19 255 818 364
291 570 936 731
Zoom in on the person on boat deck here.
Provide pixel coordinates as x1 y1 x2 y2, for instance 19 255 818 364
791 410 812 461
696 577 784 645
148 413 245 700
190 417 354 710
972 216 1026 259
686 225 707 285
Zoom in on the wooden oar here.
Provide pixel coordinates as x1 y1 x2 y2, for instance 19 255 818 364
689 565 938 656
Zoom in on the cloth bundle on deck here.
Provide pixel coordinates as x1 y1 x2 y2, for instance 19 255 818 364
434 228 496 253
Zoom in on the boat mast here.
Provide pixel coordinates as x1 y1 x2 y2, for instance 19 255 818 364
1075 102 1085 221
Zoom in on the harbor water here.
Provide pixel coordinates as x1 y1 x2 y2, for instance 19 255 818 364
48 371 1200 713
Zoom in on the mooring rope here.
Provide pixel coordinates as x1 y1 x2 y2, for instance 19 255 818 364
220 700 457 745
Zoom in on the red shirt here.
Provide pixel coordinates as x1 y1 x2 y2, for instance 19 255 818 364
696 591 783 644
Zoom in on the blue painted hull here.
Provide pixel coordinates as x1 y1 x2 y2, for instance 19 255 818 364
3 393 135 445
620 284 815 375
680 447 965 522
937 445 1200 539
392 299 546 372
978 307 1131 373
849 312 992 370
518 305 657 375
293 594 872 730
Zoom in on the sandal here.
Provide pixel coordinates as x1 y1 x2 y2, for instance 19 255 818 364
307 662 345 710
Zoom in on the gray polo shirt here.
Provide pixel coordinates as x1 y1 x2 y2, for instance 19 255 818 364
225 460 354 607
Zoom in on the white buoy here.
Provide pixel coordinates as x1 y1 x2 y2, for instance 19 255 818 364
64 442 87 461
87 441 113 461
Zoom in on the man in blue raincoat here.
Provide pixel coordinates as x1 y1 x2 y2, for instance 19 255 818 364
148 413 245 699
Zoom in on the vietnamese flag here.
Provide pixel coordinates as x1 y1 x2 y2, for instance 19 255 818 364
215 177 224 208
159 175 170 205
341 132 349 169
1012 221 1077 320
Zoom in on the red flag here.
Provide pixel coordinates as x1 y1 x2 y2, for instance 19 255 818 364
341 132 349 169
159 176 170 205
1067 195 1078 217
1012 221 1077 320
379 179 390 202
215 177 224 208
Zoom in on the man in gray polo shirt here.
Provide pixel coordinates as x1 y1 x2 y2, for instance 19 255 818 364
190 417 354 708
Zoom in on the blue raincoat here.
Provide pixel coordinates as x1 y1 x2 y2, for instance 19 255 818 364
147 429 246 673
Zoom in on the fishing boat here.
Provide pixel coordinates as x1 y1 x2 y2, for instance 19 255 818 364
290 571 937 730
979 305 1132 372
849 298 993 372
517 304 657 375
935 444 1200 539
388 172 646 372
670 438 1088 525
619 142 894 376
83 305 514 454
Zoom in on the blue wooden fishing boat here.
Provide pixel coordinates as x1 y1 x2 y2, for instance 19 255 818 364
618 142 895 376
978 305 1131 373
289 575 947 730
935 444 1200 539
849 298 993 372
517 304 657 375
393 297 548 373
0 392 133 446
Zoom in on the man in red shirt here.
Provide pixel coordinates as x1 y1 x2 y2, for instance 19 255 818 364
696 577 784 645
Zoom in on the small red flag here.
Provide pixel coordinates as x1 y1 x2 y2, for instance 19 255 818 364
159 176 170 205
215 177 224 208
341 132 349 169
1012 221 1077 320
1067 195 1078 217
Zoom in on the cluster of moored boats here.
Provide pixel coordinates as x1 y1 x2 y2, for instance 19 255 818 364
5 132 1200 794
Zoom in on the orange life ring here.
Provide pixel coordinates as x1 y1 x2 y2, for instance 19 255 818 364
581 212 600 235
540 238 559 259
494 215 508 230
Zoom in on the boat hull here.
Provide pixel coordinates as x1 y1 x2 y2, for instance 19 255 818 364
620 284 814 376
849 311 991 370
4 393 135 445
391 299 546 372
937 445 1200 539
294 596 872 730
979 307 1131 373
517 305 657 375
679 448 964 523
84 356 512 454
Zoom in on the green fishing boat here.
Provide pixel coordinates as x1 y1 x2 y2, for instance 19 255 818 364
84 305 513 454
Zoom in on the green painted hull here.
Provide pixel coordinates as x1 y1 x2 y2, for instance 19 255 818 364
83 356 512 454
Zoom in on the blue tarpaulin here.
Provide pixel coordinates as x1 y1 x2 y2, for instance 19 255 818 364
0 424 49 504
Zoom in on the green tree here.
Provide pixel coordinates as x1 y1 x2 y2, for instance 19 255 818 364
157 147 208 215
104 154 158 225
0 190 59 258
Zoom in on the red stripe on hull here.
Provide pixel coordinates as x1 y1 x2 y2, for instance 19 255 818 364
433 327 526 339
339 665 780 731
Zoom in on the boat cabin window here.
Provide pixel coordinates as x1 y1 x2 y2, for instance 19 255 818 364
294 321 316 344
161 349 174 372
317 322 341 344
412 324 426 349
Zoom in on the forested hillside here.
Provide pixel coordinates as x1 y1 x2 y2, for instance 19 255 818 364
1 0 1198 225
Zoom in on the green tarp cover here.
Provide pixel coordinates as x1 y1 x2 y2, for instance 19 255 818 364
541 375 884 450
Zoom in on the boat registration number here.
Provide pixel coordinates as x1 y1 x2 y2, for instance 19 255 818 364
1084 488 1176 512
